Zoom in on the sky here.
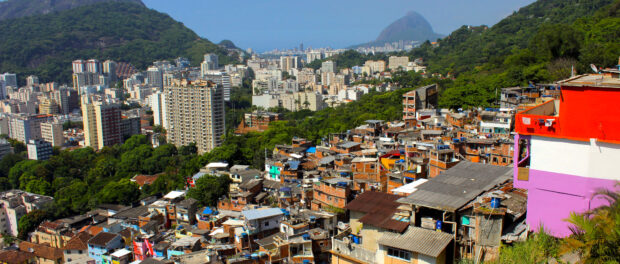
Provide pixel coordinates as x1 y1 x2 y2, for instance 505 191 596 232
142 0 536 52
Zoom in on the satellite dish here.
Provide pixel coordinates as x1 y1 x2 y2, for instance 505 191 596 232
590 64 599 73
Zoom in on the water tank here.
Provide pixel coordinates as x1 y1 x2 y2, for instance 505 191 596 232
436 220 442 230
490 197 501 208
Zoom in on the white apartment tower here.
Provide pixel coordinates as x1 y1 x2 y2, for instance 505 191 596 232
164 79 225 154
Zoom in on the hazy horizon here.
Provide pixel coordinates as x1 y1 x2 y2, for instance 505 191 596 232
142 0 536 52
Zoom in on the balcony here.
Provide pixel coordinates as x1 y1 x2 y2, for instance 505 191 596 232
332 233 376 264
515 100 560 137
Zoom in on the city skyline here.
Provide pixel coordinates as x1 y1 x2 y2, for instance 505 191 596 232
143 0 536 52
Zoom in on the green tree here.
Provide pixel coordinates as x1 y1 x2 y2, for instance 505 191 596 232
187 175 231 206
17 209 49 240
561 185 620 263
97 179 140 205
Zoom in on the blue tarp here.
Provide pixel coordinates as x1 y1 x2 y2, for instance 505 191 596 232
306 147 316 153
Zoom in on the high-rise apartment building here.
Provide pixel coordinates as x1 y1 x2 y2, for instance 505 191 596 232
279 56 299 72
27 140 52 160
388 56 409 70
72 60 86 74
26 75 39 87
8 114 52 143
164 79 225 154
40 122 64 147
201 53 219 72
364 60 386 73
103 60 118 83
86 59 102 73
147 66 163 89
321 61 336 73
150 92 167 128
203 71 232 102
81 96 122 150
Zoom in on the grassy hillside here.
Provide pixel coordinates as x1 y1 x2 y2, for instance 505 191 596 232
0 2 240 84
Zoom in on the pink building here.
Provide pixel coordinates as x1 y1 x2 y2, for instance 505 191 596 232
513 74 620 237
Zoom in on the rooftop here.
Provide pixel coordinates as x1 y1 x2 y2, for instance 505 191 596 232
397 162 512 211
346 191 409 232
242 208 283 221
88 232 119 247
378 226 453 257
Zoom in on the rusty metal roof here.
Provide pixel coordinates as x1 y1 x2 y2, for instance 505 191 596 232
378 226 453 257
346 191 409 232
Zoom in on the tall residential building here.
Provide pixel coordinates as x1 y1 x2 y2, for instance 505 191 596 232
26 75 39 86
321 61 336 73
40 122 64 147
306 51 322 63
81 97 122 150
72 60 86 74
8 114 52 143
38 98 59 114
150 92 167 128
364 60 386 73
514 74 620 237
203 71 232 102
388 56 409 70
51 88 70 114
0 73 17 99
202 53 219 72
86 59 102 73
279 56 299 72
27 140 52 160
164 79 225 154
103 60 118 83
147 66 164 89
72 72 100 91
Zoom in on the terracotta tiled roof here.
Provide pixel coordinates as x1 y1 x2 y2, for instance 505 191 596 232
88 232 119 247
19 241 63 261
0 250 35 264
132 173 163 186
63 232 92 250
87 226 104 236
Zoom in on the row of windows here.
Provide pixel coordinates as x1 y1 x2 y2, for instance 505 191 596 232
387 247 411 260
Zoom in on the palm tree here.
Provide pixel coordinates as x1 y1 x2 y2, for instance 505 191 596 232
561 183 620 263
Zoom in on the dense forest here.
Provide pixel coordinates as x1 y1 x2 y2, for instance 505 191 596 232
0 1 240 84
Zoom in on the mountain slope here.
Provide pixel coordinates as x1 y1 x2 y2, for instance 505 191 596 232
410 0 616 75
375 11 443 43
0 1 240 83
0 0 144 21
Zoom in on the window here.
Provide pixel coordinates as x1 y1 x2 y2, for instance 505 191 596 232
264 222 269 227
78 250 83 254
387 247 411 261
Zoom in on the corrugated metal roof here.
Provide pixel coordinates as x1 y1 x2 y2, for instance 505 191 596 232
397 162 511 211
242 208 283 220
346 192 408 233
338 142 360 149
378 227 453 257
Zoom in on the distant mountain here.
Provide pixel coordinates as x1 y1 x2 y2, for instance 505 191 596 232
0 1 241 83
0 0 144 21
352 11 443 48
376 11 443 43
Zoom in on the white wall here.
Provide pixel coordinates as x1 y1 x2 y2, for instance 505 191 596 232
531 136 620 181
418 253 437 264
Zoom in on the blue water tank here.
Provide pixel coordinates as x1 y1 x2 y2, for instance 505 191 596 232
436 220 442 230
303 260 310 264
491 197 501 208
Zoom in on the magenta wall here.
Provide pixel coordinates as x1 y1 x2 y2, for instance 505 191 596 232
522 169 616 237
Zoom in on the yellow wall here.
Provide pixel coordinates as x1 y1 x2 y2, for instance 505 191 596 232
331 253 364 264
